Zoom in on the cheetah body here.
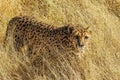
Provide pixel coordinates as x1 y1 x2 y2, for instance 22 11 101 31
5 16 91 60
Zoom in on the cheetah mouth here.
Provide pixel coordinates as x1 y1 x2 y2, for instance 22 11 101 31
76 44 85 52
78 47 85 53
78 46 85 50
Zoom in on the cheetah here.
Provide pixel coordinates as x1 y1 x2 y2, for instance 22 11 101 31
4 16 91 61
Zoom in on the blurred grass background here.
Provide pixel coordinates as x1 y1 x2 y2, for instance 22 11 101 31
0 0 120 80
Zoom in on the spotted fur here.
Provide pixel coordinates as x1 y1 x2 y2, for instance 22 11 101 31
4 16 91 62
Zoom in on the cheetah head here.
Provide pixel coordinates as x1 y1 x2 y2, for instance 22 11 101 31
67 25 91 53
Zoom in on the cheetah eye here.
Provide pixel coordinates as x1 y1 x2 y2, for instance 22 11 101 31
84 36 89 39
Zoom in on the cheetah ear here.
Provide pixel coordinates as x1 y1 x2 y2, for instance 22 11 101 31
67 25 74 34
85 26 90 30
85 26 92 34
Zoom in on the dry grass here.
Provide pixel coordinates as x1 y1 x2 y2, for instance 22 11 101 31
0 0 120 80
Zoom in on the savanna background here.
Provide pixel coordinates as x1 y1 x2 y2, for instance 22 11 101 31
0 0 120 80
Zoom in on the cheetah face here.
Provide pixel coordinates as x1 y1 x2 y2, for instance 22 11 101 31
73 27 91 52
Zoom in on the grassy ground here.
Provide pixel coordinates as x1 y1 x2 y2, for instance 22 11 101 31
0 0 120 80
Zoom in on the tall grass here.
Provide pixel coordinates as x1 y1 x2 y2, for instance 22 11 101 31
0 0 120 80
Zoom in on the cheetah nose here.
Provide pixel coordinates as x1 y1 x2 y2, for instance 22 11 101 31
80 44 84 47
